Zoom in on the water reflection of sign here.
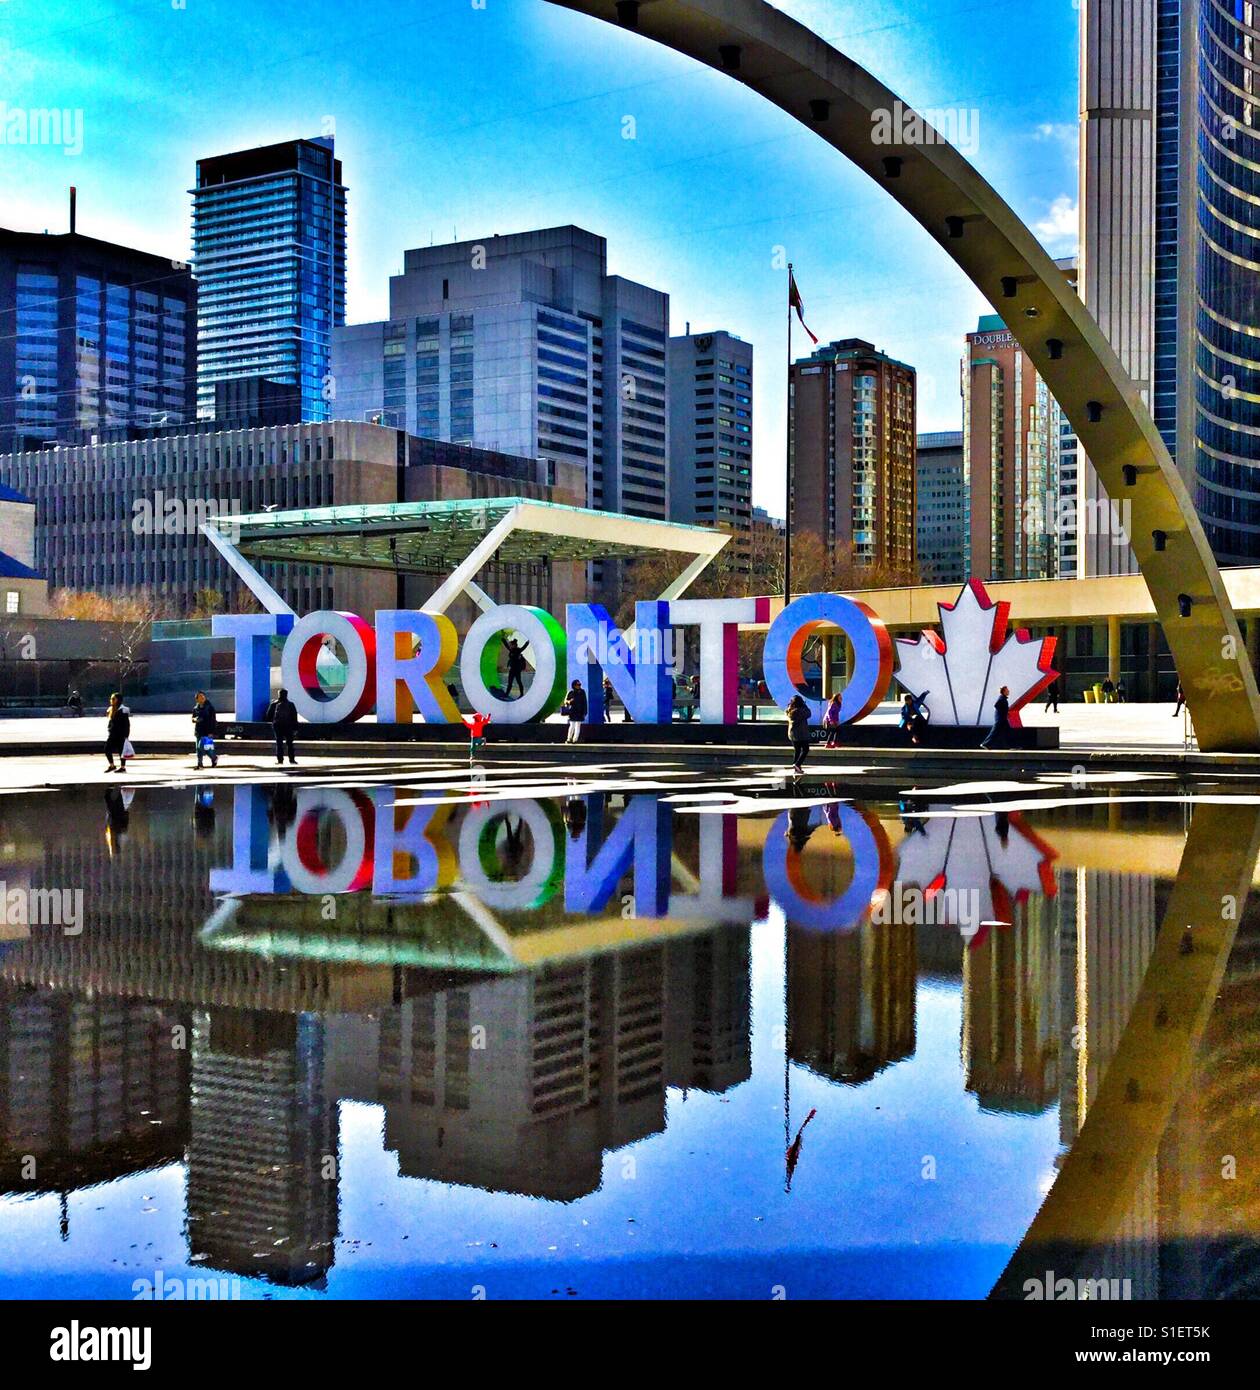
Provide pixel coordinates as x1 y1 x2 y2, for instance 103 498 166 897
895 809 1058 941
762 804 895 932
207 789 1057 950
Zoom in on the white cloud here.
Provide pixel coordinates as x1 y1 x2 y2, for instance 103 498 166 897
1033 122 1077 147
1033 194 1078 248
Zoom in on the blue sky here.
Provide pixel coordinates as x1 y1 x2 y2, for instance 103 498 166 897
0 0 1081 512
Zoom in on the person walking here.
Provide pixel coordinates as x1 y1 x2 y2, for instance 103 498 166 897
786 693 811 774
1043 678 1060 713
103 692 130 774
191 690 219 769
561 679 588 744
1100 676 1116 704
503 636 529 698
821 692 843 749
1173 680 1185 717
265 687 299 765
981 684 1012 750
66 690 83 717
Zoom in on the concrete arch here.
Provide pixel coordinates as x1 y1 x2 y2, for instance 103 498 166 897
544 0 1260 752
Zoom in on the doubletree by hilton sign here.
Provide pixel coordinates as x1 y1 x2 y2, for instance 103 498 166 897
213 578 1058 730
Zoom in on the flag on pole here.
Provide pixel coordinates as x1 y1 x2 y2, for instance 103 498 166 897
788 268 818 344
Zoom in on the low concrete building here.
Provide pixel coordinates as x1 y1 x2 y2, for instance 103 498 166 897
0 484 48 618
0 421 580 619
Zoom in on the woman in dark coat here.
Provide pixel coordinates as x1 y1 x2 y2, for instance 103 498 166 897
786 694 812 774
104 692 130 774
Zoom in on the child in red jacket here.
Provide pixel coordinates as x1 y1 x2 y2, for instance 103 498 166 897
462 712 491 760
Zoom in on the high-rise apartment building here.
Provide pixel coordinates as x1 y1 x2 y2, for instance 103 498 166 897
1081 0 1260 568
332 226 671 520
192 136 346 423
915 431 967 586
667 329 752 542
962 315 1064 582
0 222 197 455
789 338 916 574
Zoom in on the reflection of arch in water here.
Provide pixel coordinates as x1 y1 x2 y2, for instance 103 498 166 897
990 801 1260 1299
763 804 894 932
459 799 565 911
544 0 1260 753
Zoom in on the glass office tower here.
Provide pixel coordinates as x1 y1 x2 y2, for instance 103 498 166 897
1192 0 1260 563
0 227 197 454
192 136 346 423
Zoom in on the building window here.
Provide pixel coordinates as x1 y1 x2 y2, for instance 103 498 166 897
5 592 18 615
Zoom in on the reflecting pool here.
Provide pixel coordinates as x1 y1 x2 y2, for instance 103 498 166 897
0 774 1257 1299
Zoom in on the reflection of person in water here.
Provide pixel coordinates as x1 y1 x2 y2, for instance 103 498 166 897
192 786 216 839
898 797 928 837
500 814 527 875
563 797 588 841
785 804 817 853
267 783 298 838
994 810 1011 847
822 801 844 835
103 785 130 852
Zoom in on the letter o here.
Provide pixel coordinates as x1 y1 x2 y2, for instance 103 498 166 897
762 593 893 723
459 605 567 724
458 800 563 910
762 804 894 931
282 611 377 724
283 789 375 894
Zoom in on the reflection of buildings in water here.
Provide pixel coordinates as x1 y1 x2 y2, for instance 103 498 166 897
1060 867 1162 1299
0 792 401 1016
962 894 1060 1115
787 922 916 1085
325 926 752 1202
188 1010 338 1285
0 986 188 1197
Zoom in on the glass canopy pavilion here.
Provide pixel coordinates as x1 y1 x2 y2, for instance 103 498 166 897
201 497 732 618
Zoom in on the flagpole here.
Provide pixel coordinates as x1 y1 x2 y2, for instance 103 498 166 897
785 263 793 608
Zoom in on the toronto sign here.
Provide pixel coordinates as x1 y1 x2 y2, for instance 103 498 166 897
213 578 1058 729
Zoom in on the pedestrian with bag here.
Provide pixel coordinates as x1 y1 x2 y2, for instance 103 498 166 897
103 692 131 774
561 679 588 745
191 690 219 769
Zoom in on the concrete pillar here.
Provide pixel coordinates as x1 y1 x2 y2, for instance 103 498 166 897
1107 615 1121 686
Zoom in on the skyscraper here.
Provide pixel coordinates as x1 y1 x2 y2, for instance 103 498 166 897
667 329 753 547
192 136 346 423
789 338 916 574
961 315 1063 582
915 431 966 586
0 221 197 454
1080 0 1260 568
332 226 671 520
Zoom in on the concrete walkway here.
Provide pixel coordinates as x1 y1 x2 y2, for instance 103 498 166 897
0 700 1197 752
